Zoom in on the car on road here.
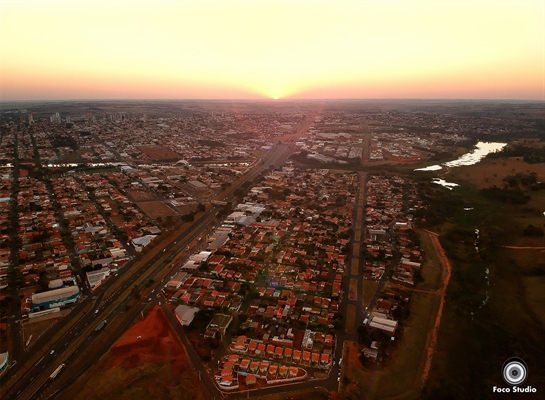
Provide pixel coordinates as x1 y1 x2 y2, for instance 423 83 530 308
94 309 99 314
148 297 152 301
339 358 342 366
50 350 55 355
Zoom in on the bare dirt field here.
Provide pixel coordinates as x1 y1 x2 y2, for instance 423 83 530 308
126 189 157 202
136 145 181 161
138 201 178 219
72 306 205 400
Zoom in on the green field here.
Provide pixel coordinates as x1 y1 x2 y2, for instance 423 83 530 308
415 228 443 291
362 280 379 308
419 160 545 399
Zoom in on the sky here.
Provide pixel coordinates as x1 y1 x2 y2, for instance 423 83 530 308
1 0 543 101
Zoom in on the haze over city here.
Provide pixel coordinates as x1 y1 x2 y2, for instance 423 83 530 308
1 0 543 101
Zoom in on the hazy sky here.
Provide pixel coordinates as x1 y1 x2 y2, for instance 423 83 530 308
1 0 543 100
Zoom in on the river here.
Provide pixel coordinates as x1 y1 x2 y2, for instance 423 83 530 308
415 141 507 189
415 141 507 172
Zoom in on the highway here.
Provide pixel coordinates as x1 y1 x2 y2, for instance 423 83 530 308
2 114 317 399
4 205 220 400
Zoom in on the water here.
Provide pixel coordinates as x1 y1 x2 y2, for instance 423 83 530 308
432 178 459 190
415 141 507 171
45 162 128 168
415 164 442 171
471 228 490 321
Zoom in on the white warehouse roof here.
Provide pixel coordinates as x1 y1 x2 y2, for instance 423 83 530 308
32 286 80 303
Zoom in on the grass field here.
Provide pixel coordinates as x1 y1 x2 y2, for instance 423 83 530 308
126 189 157 202
522 275 545 327
362 280 379 309
415 228 444 291
348 278 358 301
448 157 545 189
138 200 178 219
259 387 329 400
346 304 357 335
419 156 545 399
21 318 60 348
342 293 439 400
351 258 359 276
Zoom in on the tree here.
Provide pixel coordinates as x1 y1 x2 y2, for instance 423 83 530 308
37 271 49 292
523 224 544 237
197 203 206 212
357 325 370 345
131 285 141 300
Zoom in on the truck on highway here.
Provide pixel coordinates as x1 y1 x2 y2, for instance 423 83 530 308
95 319 108 332
49 363 66 380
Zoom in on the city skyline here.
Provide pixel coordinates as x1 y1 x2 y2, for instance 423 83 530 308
1 0 543 101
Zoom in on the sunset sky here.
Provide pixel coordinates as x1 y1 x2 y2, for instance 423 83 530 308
1 0 543 100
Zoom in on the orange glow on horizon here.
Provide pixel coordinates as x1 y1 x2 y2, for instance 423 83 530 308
1 1 543 101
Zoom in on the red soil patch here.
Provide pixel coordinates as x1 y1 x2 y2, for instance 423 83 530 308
105 307 189 383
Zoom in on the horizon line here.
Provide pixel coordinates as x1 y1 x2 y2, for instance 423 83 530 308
1 97 543 104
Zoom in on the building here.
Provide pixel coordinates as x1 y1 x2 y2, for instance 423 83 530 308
86 267 111 290
204 313 233 339
368 316 398 335
0 352 8 375
188 180 209 193
174 305 200 326
31 286 80 311
131 235 156 252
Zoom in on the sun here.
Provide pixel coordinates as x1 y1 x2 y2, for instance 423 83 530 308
273 96 279 100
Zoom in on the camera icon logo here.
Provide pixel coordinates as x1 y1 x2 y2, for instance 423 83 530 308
502 357 528 386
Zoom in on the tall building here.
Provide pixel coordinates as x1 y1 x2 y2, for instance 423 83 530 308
27 113 34 124
50 112 61 124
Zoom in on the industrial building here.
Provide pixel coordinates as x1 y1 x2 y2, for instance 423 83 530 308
86 267 111 290
174 305 200 326
368 316 398 336
31 286 81 311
